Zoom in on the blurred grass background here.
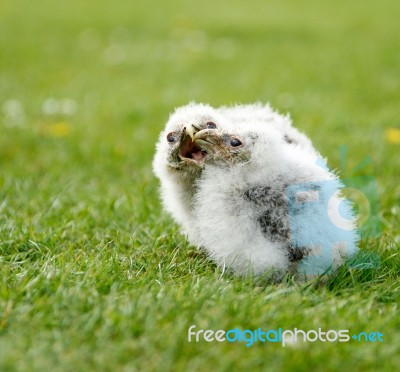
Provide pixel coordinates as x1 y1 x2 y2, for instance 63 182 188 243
1 0 400 370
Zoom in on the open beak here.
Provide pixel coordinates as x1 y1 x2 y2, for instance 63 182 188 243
178 124 220 166
185 124 200 140
178 125 206 165
178 125 221 166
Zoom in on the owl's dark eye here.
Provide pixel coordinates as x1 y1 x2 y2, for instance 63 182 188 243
230 138 242 147
206 122 217 129
167 132 176 143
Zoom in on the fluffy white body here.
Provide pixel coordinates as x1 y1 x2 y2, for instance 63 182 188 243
153 103 358 276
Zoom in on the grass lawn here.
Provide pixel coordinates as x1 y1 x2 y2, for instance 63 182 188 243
1 0 400 370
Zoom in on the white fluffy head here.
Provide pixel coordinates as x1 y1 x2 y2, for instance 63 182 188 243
153 103 280 187
154 103 223 178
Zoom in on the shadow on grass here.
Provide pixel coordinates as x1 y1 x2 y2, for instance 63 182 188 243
300 236 400 299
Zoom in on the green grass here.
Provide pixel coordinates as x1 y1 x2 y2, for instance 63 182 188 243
1 0 400 370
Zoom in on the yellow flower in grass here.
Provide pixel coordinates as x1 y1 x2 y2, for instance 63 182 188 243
48 121 70 137
385 127 400 144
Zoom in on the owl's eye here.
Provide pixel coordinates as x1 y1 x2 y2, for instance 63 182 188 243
230 138 242 147
167 132 176 143
206 122 217 129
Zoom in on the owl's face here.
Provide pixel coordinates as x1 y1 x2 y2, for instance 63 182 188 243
155 104 252 172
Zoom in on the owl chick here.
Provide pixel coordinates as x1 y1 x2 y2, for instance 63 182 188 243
153 103 359 276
